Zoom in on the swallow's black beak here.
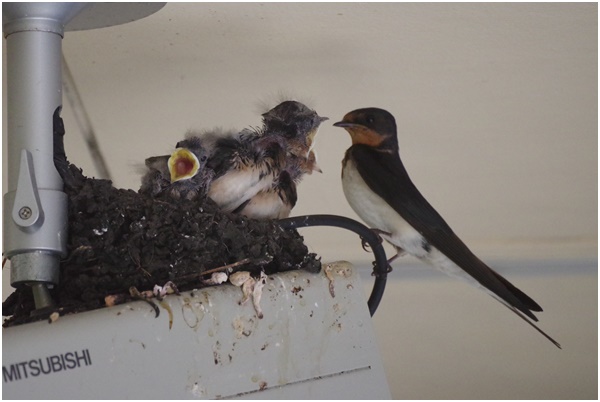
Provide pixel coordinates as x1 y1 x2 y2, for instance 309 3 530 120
333 121 358 128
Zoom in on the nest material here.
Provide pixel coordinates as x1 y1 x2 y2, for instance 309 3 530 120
3 163 320 327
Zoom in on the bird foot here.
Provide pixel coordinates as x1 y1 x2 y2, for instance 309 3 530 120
360 228 390 252
371 261 394 276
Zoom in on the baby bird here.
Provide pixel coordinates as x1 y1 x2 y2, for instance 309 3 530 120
139 101 327 220
209 101 327 219
139 137 213 201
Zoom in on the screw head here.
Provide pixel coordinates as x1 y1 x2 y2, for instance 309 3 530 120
18 206 32 220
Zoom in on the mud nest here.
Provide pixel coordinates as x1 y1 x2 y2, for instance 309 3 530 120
3 162 320 327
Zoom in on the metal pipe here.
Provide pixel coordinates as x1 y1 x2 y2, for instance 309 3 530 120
3 3 88 309
278 214 389 316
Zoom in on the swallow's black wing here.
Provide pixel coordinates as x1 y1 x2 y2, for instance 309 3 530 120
350 145 543 318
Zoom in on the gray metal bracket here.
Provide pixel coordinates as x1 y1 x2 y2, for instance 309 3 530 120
2 263 391 399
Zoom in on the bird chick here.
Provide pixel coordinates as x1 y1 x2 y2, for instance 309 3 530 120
139 101 326 219
261 100 328 161
207 100 327 219
221 101 327 219
139 137 213 201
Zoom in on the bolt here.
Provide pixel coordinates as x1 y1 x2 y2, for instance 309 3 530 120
18 206 32 220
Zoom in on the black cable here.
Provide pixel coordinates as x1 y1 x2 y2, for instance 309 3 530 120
278 214 388 316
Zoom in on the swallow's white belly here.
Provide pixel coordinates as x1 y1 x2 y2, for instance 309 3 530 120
342 159 427 258
342 158 486 287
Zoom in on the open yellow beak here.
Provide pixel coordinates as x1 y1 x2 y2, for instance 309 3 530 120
168 148 200 183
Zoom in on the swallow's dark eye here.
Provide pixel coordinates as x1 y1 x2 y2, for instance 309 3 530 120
366 116 375 124
200 155 208 162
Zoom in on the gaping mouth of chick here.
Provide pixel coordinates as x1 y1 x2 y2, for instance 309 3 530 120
168 148 200 182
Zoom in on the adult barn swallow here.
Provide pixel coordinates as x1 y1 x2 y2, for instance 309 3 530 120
139 136 213 201
334 107 560 348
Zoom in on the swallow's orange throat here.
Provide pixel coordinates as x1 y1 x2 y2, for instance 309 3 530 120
344 125 387 147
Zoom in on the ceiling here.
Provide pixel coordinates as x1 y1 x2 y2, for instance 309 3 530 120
2 2 597 262
2 6 597 398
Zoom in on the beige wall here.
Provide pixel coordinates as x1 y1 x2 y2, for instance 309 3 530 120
2 3 597 399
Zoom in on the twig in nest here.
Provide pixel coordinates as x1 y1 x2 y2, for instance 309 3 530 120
201 258 252 276
174 255 268 284
175 258 252 282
